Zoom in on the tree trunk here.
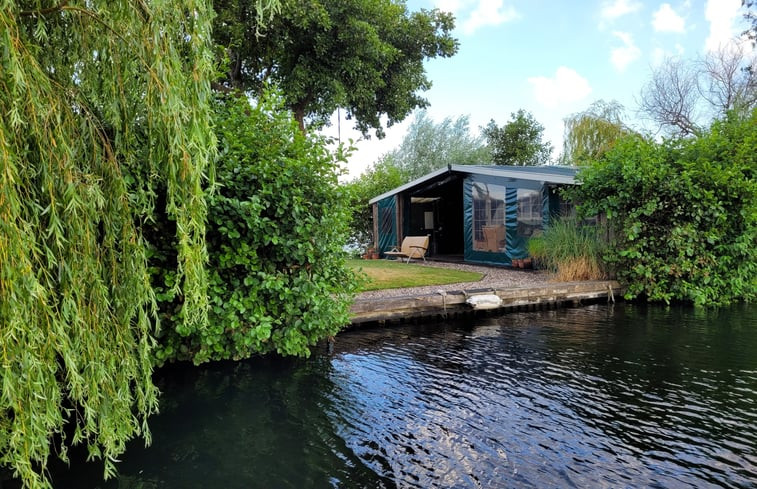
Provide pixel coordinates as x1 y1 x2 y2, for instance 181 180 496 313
292 103 306 133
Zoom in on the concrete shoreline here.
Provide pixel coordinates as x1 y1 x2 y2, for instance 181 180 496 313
350 280 623 325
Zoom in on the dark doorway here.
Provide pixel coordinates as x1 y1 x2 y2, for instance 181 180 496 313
406 176 464 256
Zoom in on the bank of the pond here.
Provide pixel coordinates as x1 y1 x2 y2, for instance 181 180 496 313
350 261 622 324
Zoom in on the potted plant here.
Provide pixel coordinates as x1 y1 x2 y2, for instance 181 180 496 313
527 236 546 270
363 246 376 259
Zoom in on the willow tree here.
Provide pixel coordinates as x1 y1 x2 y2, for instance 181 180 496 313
562 100 633 165
0 1 218 487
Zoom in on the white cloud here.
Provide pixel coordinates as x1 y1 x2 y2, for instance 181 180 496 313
704 0 747 52
462 0 520 35
653 3 685 33
528 67 592 109
651 43 686 66
651 47 667 66
600 0 642 22
610 31 641 72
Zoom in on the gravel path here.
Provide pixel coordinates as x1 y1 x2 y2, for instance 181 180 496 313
356 261 553 301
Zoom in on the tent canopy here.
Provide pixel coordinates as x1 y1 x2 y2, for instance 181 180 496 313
371 165 578 266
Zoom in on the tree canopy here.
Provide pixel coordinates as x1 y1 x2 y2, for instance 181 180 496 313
562 100 633 165
212 0 458 135
483 110 553 166
385 110 490 179
1 0 218 486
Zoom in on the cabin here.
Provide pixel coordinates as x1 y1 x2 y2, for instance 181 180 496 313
369 165 578 266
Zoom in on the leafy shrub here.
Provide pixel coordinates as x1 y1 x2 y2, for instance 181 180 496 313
532 218 607 281
569 110 756 306
153 90 358 364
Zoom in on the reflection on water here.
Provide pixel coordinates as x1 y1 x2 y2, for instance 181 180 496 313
44 303 757 488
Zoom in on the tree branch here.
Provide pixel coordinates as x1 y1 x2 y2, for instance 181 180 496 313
19 1 69 16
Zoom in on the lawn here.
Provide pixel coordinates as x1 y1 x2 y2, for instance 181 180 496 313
348 259 483 291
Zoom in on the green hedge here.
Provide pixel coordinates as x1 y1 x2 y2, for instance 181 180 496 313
570 110 756 306
153 91 358 364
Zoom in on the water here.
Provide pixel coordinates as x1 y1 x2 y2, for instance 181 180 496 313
45 303 757 488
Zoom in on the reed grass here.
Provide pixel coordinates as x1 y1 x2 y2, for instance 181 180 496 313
530 218 607 281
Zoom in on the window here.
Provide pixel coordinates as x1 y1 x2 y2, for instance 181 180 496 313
472 183 506 252
517 189 542 238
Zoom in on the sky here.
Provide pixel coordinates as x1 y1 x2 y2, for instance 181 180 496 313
324 0 754 179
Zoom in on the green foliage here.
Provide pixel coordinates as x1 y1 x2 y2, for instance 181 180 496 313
0 1 216 487
570 110 757 306
212 0 458 135
531 219 607 281
153 91 359 364
526 236 546 262
345 157 406 249
562 100 633 165
387 110 491 179
484 109 553 166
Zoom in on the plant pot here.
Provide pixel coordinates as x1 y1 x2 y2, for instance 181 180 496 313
370 252 379 259
512 259 522 268
522 258 533 269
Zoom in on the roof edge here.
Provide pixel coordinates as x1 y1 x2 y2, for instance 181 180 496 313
368 166 451 204
367 164 578 204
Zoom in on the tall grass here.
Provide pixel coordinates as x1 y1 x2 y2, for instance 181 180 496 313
530 218 607 281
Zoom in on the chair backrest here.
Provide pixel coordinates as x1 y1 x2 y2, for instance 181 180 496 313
400 235 429 255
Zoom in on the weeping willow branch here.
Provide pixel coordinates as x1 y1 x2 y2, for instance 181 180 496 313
18 1 69 17
0 1 218 487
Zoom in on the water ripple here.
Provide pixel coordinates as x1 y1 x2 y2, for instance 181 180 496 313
325 304 757 488
42 304 757 489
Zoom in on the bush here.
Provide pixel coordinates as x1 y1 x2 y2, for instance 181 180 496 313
153 90 358 364
569 110 757 306
531 218 607 281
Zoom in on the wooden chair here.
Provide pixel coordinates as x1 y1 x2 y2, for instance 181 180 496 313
482 225 506 252
384 235 430 263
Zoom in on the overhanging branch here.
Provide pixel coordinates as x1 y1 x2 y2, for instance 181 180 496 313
19 1 69 16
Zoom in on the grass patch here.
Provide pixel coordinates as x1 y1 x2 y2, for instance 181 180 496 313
348 259 483 291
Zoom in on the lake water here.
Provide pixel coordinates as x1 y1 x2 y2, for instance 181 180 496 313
44 303 757 488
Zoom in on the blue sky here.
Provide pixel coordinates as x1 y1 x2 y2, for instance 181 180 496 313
328 0 753 178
